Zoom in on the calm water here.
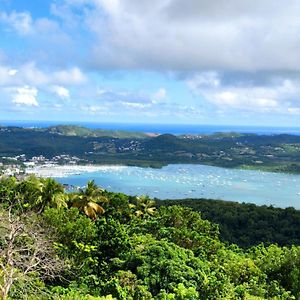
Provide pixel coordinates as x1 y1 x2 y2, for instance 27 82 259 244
55 164 300 209
2 120 300 135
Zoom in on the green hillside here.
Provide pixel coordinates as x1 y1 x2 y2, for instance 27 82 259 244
157 199 300 248
47 125 149 138
1 125 300 173
0 176 299 299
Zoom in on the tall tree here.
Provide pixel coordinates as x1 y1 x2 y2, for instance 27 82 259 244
16 176 67 213
0 206 65 300
38 178 67 213
130 195 156 218
69 180 107 220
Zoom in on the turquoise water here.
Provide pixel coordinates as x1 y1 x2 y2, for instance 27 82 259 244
55 164 300 209
2 120 300 135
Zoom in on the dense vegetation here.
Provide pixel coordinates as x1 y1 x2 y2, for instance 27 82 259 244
1 125 300 172
157 199 300 248
47 125 149 139
0 176 300 299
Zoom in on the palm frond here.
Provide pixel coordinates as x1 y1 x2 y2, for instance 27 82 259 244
88 202 105 215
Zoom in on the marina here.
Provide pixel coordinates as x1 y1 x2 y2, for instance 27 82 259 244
27 164 300 209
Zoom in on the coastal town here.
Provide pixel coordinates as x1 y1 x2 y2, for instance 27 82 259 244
1 125 300 176
0 154 84 177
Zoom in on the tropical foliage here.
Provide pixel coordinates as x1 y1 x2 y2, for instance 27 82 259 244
69 180 107 220
157 199 300 248
0 176 299 299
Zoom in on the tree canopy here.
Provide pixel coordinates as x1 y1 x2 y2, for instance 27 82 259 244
0 176 299 299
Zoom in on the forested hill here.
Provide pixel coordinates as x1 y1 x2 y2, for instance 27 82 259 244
47 125 149 138
157 198 300 248
0 176 300 299
1 125 300 172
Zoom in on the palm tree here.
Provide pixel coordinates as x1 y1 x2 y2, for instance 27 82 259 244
130 195 156 218
38 178 68 213
16 175 43 209
69 180 107 220
16 176 67 213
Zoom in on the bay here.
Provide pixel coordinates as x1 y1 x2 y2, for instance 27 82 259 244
35 164 300 209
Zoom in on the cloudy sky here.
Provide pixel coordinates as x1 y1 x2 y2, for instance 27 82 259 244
1 0 300 126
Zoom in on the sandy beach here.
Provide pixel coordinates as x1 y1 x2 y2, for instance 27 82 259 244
25 164 126 178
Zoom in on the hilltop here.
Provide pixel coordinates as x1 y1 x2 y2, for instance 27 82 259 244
46 125 150 139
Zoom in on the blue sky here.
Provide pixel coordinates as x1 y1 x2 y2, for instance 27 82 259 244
1 0 300 126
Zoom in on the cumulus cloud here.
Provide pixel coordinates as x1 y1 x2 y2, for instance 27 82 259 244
0 11 33 35
187 72 300 114
53 0 300 72
11 86 39 106
8 69 18 76
3 2 300 73
53 67 87 85
0 61 86 110
212 91 278 111
152 88 167 103
2 1 300 123
0 9 70 40
0 62 86 87
51 85 70 100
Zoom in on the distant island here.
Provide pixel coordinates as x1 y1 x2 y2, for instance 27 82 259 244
1 124 300 175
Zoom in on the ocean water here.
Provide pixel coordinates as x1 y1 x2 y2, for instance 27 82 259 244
54 164 300 209
1 120 300 135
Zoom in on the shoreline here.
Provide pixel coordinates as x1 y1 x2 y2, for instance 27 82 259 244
25 163 300 178
25 164 127 178
24 163 300 210
25 162 300 178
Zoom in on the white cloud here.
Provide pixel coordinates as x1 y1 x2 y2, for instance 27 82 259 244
56 0 300 72
3 1 300 122
0 62 87 87
121 101 151 109
187 72 300 114
0 11 33 35
286 107 300 115
11 86 39 106
0 10 69 40
3 2 300 74
51 85 70 100
18 62 49 85
152 88 167 103
212 91 278 111
53 67 87 85
8 69 18 76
